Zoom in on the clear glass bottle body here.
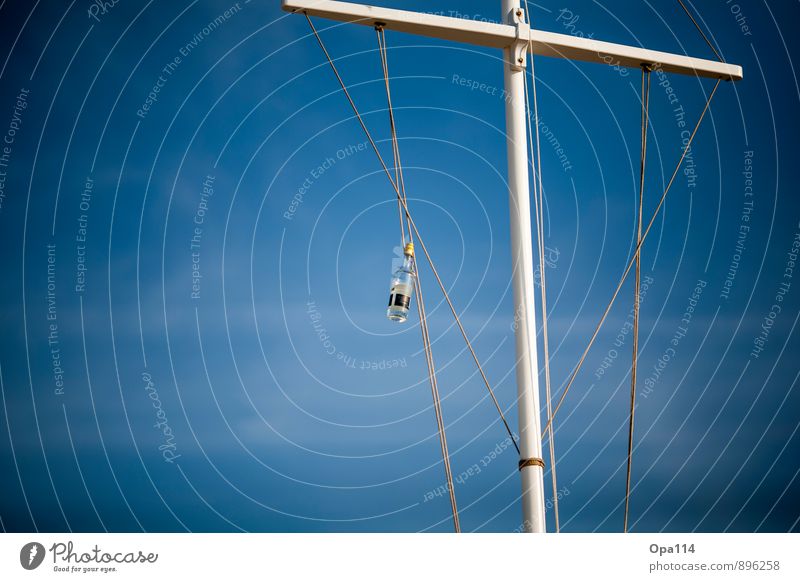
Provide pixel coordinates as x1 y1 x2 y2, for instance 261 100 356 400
387 253 415 322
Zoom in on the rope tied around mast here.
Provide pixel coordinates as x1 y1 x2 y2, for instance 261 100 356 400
519 457 545 470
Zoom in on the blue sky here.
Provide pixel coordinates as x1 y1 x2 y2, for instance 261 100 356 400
0 0 799 532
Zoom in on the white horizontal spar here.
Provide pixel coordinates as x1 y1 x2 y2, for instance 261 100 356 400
282 0 742 81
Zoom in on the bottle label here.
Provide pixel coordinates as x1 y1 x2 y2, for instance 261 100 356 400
389 293 411 309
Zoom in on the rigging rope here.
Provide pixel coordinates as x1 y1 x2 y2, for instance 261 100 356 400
376 25 460 532
304 13 521 456
540 78 721 439
521 0 560 532
624 65 651 533
416 269 461 531
376 27 409 245
676 0 724 62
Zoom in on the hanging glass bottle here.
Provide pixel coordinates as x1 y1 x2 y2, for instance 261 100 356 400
386 242 415 322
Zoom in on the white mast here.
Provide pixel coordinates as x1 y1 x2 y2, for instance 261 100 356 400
500 0 546 533
282 0 741 533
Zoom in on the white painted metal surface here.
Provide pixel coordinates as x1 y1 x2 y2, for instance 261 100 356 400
282 0 742 80
501 0 547 534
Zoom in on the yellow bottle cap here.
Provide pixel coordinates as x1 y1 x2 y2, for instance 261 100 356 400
404 242 414 257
